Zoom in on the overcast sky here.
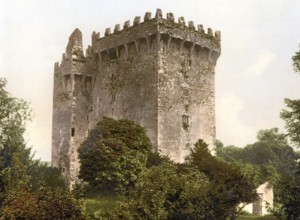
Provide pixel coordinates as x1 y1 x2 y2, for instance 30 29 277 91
1 0 300 161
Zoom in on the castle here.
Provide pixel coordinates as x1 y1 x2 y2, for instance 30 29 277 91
52 9 221 186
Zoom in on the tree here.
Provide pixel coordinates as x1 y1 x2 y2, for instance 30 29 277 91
274 162 300 219
217 128 297 179
109 161 212 220
28 160 66 190
215 145 242 162
0 78 31 146
0 78 32 205
268 47 300 219
0 184 86 219
215 139 224 148
281 47 300 147
292 45 300 73
78 117 152 193
186 140 257 219
242 128 296 176
0 78 79 218
281 98 300 148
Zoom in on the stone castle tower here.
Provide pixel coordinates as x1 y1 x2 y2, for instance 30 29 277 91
52 9 221 186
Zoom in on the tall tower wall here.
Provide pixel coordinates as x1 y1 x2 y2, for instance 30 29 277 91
52 29 90 185
157 17 220 162
88 31 160 149
52 9 221 186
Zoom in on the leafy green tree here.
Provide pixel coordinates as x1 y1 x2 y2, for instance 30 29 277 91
215 145 242 162
274 162 300 220
280 47 300 147
292 45 300 73
215 139 224 148
0 78 32 205
234 161 262 189
109 161 212 220
217 128 297 180
145 151 171 168
0 184 87 219
281 98 300 148
0 78 79 218
242 128 296 175
78 117 152 193
186 140 257 219
271 45 300 219
28 160 66 190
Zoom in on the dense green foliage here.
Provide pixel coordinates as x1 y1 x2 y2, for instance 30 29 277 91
0 78 32 205
78 117 152 193
80 134 257 220
0 78 86 219
216 128 298 183
109 161 212 220
292 46 300 73
281 98 300 148
217 128 300 219
236 214 279 220
271 47 300 219
274 169 300 220
186 140 257 219
1 185 86 219
5 73 300 219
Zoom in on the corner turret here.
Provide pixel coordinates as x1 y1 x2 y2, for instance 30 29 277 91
66 28 85 60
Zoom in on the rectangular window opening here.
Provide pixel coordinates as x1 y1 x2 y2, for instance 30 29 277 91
182 115 189 125
112 93 116 102
71 127 75 137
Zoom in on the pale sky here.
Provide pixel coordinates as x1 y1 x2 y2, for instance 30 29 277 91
1 0 300 161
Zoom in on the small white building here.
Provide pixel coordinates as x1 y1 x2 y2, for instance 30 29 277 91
241 182 273 216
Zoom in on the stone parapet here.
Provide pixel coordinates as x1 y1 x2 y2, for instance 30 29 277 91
91 9 220 63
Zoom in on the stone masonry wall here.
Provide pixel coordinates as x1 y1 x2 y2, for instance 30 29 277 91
52 9 221 186
158 40 217 162
88 44 159 150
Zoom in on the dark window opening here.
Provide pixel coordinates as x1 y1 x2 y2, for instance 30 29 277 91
182 115 189 124
112 93 116 102
182 115 189 130
71 127 75 137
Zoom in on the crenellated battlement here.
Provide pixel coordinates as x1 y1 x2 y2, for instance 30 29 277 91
53 9 221 188
92 9 220 43
90 9 221 63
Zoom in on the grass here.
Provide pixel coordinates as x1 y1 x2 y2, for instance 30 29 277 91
83 192 122 218
235 214 279 220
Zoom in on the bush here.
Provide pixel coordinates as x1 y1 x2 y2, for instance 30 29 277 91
78 117 152 193
0 184 86 219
